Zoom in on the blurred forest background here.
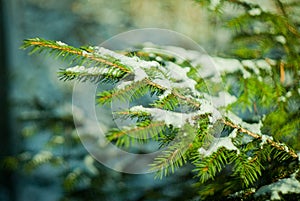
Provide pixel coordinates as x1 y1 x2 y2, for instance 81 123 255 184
0 0 286 201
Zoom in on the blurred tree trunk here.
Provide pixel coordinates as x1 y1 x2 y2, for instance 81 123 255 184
0 0 15 200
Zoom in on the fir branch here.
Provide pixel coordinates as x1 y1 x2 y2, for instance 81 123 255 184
151 146 187 179
144 78 167 91
97 78 163 104
152 93 179 110
21 38 132 73
58 67 125 83
231 153 263 187
106 121 166 147
193 147 231 183
172 90 201 109
113 110 152 120
144 79 201 109
150 124 197 179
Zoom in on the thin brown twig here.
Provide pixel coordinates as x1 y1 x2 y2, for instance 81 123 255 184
222 119 298 159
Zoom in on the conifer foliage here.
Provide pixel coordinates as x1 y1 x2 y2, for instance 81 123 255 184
21 0 300 200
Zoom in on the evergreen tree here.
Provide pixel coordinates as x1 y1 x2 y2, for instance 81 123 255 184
19 0 300 200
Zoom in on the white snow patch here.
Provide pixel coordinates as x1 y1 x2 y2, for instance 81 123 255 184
275 35 286 44
225 111 243 125
256 60 272 73
152 78 171 89
284 145 289 152
95 47 160 70
258 76 263 82
166 62 190 78
244 121 263 135
225 111 263 135
242 60 260 75
209 0 221 10
130 106 193 128
229 129 238 138
197 98 222 124
286 91 292 98
66 65 86 73
86 67 103 74
130 101 221 128
116 81 133 90
163 46 200 62
198 147 207 155
66 65 123 76
265 58 277 66
278 96 286 102
82 50 90 56
213 57 243 74
249 8 261 16
147 61 198 96
56 41 67 46
255 172 300 200
155 56 163 62
213 57 251 79
242 69 251 79
158 89 172 99
260 134 274 148
191 54 217 78
165 62 197 92
211 91 237 107
149 53 155 58
199 136 239 157
134 67 148 82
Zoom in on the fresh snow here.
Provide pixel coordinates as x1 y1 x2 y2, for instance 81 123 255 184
66 65 86 73
211 91 237 107
133 67 148 82
275 35 286 44
213 57 243 74
198 136 239 157
255 172 300 200
158 89 172 99
242 60 260 75
151 78 171 89
209 0 221 10
260 134 274 148
163 46 201 62
56 41 67 46
130 106 197 128
164 62 197 93
249 8 262 16
95 47 160 70
286 91 292 98
66 65 105 75
116 81 133 90
66 65 121 76
82 50 90 56
130 103 221 128
213 57 252 79
225 111 263 135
